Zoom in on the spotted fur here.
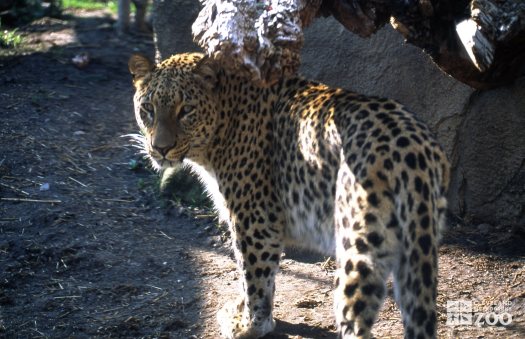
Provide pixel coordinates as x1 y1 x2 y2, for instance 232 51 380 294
128 53 450 339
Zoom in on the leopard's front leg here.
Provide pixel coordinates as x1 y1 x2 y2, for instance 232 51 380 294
218 210 283 339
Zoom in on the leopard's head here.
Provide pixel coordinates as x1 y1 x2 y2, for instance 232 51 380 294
128 53 219 170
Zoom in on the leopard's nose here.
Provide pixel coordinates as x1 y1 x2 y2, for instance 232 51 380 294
152 143 174 157
151 128 176 157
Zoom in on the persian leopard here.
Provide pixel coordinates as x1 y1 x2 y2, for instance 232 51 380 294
128 52 450 339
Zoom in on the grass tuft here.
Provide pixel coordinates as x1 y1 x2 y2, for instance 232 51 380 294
62 0 117 13
161 167 212 209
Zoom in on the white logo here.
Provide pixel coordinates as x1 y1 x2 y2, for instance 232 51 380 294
446 300 513 327
446 300 472 326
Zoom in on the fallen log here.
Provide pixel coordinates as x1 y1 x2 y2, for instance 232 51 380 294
192 0 525 89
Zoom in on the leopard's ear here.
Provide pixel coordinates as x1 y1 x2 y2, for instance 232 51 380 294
194 56 219 91
128 54 154 83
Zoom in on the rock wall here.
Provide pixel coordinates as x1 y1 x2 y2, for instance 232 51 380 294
153 5 524 226
152 0 201 61
300 18 525 226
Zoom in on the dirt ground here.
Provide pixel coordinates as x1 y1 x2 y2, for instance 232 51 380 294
0 9 524 339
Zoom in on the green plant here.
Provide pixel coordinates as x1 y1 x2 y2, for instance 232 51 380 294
61 0 117 13
0 28 23 48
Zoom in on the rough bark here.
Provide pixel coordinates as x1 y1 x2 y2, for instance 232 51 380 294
192 0 322 85
192 0 525 89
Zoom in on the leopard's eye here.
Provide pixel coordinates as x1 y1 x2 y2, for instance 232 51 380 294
179 105 194 119
140 102 154 122
142 103 154 114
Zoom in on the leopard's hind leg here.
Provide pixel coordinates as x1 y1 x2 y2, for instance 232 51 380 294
392 189 446 339
333 165 400 338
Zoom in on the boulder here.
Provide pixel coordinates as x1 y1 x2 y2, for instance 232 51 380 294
152 0 201 61
300 18 524 225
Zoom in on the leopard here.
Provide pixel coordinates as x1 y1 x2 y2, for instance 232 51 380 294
128 52 450 339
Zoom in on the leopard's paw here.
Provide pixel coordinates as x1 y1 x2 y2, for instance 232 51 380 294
217 299 275 339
